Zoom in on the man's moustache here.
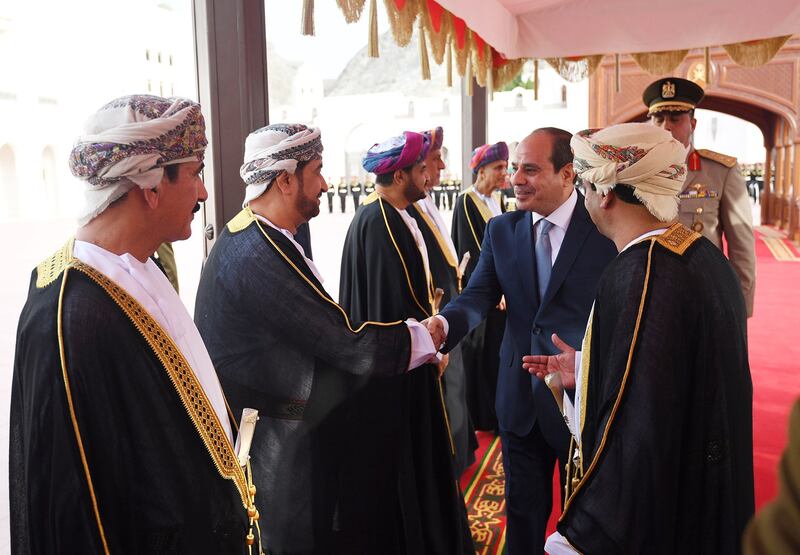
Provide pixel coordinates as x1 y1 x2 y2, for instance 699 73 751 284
193 203 202 213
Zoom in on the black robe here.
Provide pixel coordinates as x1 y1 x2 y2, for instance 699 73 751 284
408 200 477 475
339 194 473 555
451 188 506 431
559 224 755 553
194 210 411 554
10 241 251 554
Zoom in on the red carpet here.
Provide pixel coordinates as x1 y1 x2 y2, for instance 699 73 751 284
460 226 800 552
749 226 800 508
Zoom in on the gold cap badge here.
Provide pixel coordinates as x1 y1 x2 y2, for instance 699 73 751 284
662 81 676 99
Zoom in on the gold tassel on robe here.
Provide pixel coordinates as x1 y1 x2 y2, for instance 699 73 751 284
533 59 539 100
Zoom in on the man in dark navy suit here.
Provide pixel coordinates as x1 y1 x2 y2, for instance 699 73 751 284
424 128 617 554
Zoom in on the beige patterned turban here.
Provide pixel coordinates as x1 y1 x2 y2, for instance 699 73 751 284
69 95 206 225
571 123 688 221
240 123 323 207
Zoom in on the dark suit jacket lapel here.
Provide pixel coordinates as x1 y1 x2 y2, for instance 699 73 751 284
515 211 538 314
538 193 592 311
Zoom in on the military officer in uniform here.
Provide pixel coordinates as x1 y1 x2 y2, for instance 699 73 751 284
337 177 349 213
644 77 756 316
349 175 362 208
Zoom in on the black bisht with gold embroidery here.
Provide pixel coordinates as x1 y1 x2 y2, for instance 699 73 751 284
195 209 412 554
10 246 250 554
339 196 474 555
558 226 755 553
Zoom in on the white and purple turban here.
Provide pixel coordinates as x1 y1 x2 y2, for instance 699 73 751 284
240 123 323 206
69 95 206 225
362 131 430 176
571 123 688 222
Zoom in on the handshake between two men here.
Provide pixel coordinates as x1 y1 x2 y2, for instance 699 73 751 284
421 316 575 389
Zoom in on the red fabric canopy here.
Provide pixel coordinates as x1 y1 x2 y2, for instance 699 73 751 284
435 0 800 58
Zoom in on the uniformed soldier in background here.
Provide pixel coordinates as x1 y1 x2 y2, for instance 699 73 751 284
644 77 756 316
363 176 375 199
349 175 362 208
337 176 349 213
326 176 336 213
446 177 459 210
433 177 444 209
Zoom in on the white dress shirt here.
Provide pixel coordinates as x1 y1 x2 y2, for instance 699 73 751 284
73 240 234 443
531 188 578 265
435 188 580 336
547 226 668 555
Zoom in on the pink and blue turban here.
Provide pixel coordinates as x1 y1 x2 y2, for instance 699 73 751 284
362 131 430 175
469 141 509 175
421 126 444 151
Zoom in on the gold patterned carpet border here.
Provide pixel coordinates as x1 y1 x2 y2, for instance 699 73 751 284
463 435 506 555
756 226 800 262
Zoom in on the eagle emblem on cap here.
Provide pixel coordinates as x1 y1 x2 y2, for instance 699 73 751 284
662 81 676 99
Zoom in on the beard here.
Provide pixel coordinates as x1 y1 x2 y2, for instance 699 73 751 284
295 174 321 221
403 178 427 204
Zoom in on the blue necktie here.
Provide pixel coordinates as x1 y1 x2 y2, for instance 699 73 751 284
536 218 554 302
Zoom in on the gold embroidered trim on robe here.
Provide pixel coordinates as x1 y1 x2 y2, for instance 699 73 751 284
465 188 496 223
656 223 701 255
227 208 258 233
561 239 656 520
362 190 380 205
413 200 458 269
70 260 251 509
36 237 75 289
57 266 110 554
377 198 434 317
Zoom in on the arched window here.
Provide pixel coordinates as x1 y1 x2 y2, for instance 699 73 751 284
0 144 19 220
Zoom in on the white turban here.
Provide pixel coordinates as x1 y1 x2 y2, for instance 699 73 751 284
240 124 323 207
571 123 688 221
69 95 206 225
